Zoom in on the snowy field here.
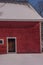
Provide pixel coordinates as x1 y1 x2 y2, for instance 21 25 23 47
0 3 42 21
0 54 43 65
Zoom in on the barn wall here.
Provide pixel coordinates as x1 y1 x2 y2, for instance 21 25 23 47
0 22 40 54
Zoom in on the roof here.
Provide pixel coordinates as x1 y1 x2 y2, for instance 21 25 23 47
0 3 42 21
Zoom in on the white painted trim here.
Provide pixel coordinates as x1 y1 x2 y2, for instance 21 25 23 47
40 22 42 53
0 39 4 45
0 19 43 21
7 37 17 54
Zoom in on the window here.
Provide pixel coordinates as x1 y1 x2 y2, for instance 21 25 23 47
0 39 4 45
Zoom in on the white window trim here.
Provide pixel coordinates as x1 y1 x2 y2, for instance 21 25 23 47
7 37 17 54
0 39 4 45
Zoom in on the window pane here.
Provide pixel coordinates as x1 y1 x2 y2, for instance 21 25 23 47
0 39 4 44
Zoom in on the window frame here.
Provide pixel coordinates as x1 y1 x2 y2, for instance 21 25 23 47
0 39 4 45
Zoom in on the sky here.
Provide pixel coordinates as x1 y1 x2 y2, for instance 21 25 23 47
29 0 43 17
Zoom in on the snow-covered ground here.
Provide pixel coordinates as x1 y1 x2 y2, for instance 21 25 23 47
0 54 43 65
0 3 42 21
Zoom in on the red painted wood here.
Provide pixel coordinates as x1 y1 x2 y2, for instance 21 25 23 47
0 21 40 54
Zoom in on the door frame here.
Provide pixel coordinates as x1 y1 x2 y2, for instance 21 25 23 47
7 37 17 53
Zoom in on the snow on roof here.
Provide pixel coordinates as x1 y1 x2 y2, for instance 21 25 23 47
0 3 42 21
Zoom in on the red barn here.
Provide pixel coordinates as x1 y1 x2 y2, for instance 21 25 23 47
0 21 41 54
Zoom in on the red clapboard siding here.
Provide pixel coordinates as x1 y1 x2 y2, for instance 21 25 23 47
0 21 40 54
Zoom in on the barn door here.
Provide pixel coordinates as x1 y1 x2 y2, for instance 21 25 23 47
7 37 16 53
